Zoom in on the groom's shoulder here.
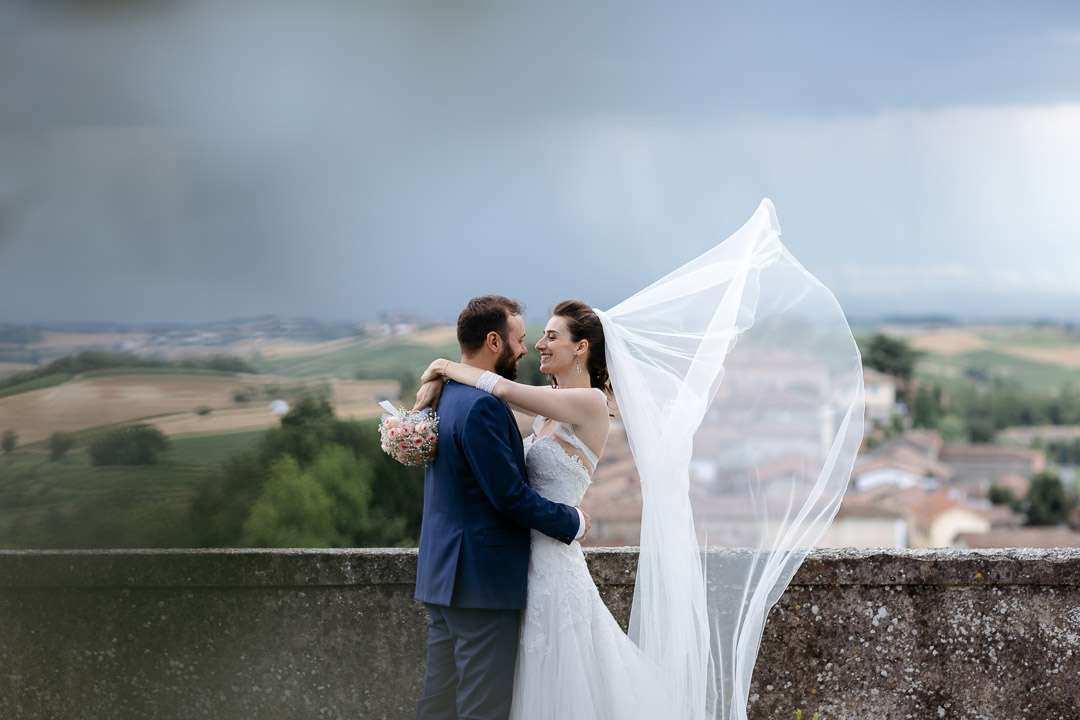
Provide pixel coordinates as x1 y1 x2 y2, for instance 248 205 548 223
441 380 490 408
442 381 502 416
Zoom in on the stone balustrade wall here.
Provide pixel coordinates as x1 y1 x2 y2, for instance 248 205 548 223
1 548 1078 719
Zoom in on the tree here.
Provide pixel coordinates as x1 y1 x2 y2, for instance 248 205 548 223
89 424 170 466
190 398 423 548
307 444 373 542
241 455 338 547
863 334 921 383
1023 471 1075 526
239 445 381 548
1 429 16 454
912 384 942 429
988 484 1019 511
279 394 334 428
936 414 967 444
395 368 419 405
47 432 76 461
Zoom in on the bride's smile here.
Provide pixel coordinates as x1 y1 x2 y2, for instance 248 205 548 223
535 316 588 382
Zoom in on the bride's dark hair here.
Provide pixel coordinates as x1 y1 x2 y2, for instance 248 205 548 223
549 300 611 394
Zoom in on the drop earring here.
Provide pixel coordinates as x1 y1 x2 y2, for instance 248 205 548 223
575 354 582 374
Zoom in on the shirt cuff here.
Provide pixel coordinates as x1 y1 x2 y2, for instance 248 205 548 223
574 508 586 540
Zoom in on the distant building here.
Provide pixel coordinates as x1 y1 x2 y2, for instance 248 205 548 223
817 498 907 549
849 486 991 548
862 367 897 427
852 429 952 493
998 425 1080 446
939 444 1046 495
956 527 1080 549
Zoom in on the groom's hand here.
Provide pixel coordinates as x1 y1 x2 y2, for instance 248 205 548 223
576 507 592 540
413 380 443 412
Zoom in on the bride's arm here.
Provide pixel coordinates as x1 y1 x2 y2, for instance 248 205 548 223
421 359 606 426
413 380 535 437
511 409 536 437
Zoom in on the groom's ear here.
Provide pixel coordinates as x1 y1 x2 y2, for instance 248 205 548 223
485 330 502 353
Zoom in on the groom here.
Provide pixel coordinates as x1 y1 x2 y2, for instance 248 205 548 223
414 295 589 720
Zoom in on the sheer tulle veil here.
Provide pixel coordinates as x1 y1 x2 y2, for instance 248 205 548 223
594 199 865 720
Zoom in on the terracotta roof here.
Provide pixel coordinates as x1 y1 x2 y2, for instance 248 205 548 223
858 486 988 522
855 445 955 481
919 489 986 520
901 429 945 455
956 527 1080 549
836 495 905 520
939 444 1044 462
998 425 1080 444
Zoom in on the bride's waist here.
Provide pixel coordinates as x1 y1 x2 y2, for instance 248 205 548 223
530 530 583 553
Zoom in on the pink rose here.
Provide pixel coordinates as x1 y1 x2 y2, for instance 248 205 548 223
387 428 400 440
425 432 437 444
416 422 429 434
412 435 425 447
401 423 414 435
399 441 410 452
385 417 402 429
381 442 390 452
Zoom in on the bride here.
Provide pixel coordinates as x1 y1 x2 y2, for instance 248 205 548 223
415 299 674 719
416 199 864 720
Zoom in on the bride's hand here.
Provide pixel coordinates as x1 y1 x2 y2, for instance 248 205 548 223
420 359 450 385
413 379 444 412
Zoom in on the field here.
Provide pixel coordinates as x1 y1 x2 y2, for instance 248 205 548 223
0 362 36 378
908 330 989 356
15 330 152 351
910 326 1080 391
0 327 451 550
252 334 459 379
0 373 397 445
0 430 266 549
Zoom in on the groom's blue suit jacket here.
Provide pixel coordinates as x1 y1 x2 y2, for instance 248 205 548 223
415 380 579 609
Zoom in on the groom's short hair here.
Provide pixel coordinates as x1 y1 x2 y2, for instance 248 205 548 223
457 295 523 353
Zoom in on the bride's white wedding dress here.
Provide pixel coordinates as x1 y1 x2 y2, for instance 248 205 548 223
509 402 673 720
501 200 863 719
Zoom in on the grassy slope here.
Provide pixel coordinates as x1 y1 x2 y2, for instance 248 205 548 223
252 337 460 379
0 373 71 399
913 326 1080 392
916 347 1080 393
0 367 242 400
0 430 265 550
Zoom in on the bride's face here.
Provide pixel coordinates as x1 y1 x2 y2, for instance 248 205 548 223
535 316 581 375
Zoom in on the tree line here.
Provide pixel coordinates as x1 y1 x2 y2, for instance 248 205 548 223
861 333 1080 443
189 396 422 548
0 350 257 393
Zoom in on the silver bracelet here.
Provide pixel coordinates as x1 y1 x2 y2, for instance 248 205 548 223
475 371 501 394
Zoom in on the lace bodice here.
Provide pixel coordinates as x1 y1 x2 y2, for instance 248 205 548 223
522 433 592 506
522 394 605 506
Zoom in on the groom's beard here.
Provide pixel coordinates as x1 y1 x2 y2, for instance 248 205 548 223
494 342 521 381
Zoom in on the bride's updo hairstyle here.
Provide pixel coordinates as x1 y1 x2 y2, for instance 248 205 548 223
550 299 611 394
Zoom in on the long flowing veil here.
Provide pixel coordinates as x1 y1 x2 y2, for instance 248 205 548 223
595 199 865 720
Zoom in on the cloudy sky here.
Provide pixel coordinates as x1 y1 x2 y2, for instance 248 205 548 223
1 0 1079 324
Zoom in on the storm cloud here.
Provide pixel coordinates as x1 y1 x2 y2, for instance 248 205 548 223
1 1 1079 323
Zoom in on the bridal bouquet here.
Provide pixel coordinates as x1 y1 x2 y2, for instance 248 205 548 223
377 401 439 467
